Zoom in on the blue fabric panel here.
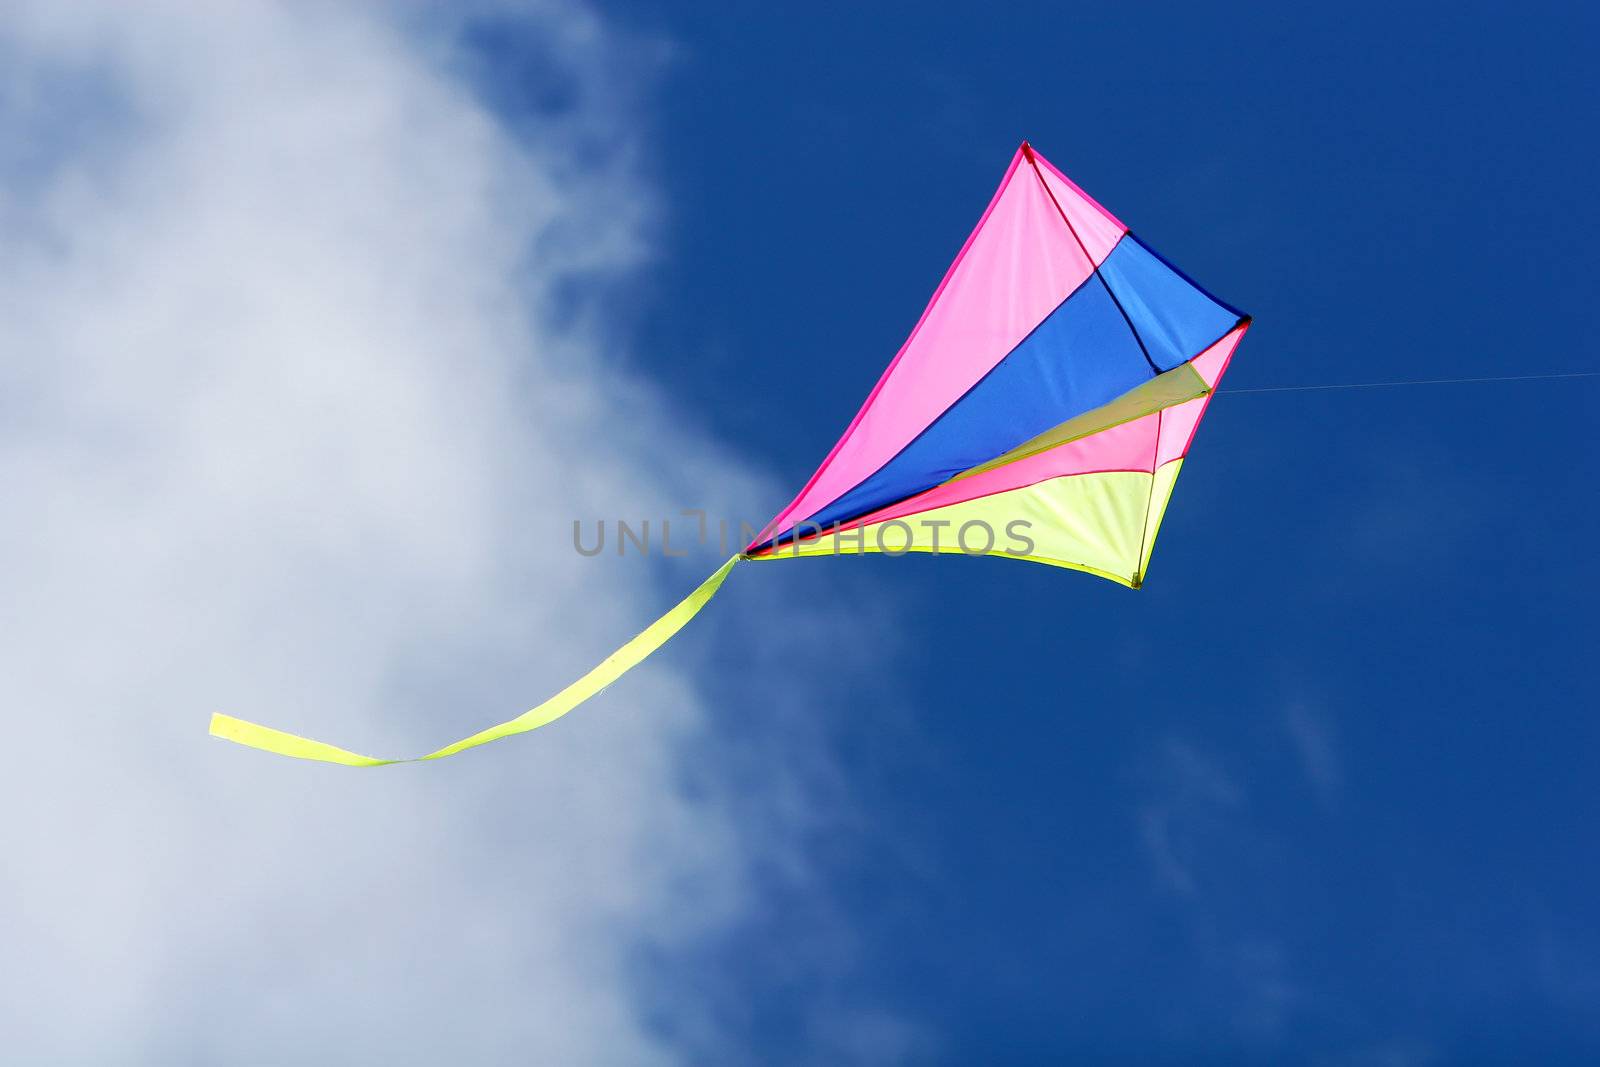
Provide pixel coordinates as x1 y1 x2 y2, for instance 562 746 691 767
758 235 1243 548
1097 235 1240 372
797 274 1150 533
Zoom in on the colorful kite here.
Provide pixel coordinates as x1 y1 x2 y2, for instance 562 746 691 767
211 141 1250 766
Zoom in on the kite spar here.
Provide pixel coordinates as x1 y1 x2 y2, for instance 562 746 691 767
210 141 1250 765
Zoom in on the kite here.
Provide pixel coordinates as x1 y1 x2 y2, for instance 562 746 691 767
210 141 1250 766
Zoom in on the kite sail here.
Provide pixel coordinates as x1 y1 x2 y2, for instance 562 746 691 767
211 141 1249 765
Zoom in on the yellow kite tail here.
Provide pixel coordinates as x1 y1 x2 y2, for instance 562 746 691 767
209 555 744 767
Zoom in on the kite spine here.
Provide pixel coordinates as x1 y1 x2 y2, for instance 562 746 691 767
1021 141 1160 377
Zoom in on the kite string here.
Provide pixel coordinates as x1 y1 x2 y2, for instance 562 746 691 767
1217 370 1600 395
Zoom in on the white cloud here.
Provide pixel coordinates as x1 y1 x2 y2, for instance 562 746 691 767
0 2 888 1061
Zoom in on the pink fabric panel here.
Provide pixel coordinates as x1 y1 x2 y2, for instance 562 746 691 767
809 412 1162 537
755 146 1125 546
1190 324 1247 388
1155 396 1207 468
1156 323 1249 466
1031 148 1127 264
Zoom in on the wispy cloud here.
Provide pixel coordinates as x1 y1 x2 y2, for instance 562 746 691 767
1138 736 1244 896
1135 736 1307 1043
1285 701 1342 808
1312 1039 1438 1067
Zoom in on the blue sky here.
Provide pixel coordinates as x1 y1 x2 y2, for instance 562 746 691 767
558 3 1599 1061
2 3 1594 1063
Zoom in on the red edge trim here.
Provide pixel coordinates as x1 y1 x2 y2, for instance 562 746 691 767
748 147 1030 551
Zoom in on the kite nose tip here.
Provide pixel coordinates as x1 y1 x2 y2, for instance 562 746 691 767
1020 139 1035 161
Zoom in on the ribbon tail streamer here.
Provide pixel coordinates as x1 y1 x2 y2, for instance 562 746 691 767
208 555 743 767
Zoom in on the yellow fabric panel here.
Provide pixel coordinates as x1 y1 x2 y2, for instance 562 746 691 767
1138 458 1184 581
948 362 1207 484
751 544 1139 588
758 470 1157 588
209 555 743 767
